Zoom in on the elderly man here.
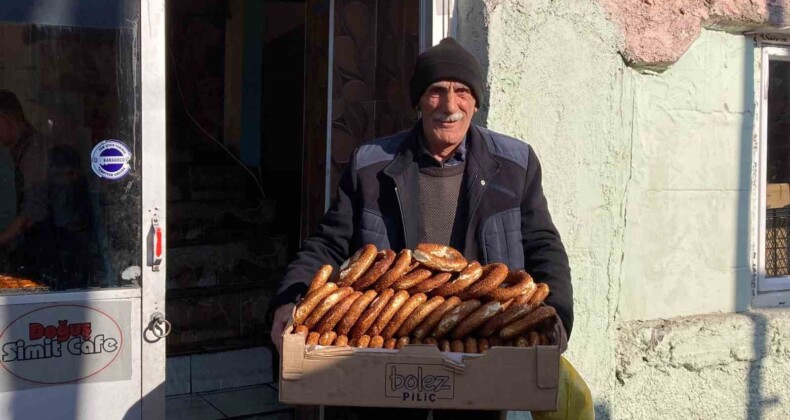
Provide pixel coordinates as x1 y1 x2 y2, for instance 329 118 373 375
270 38 573 419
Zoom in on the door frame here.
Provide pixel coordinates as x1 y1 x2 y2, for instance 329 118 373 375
300 0 432 240
301 0 331 241
140 0 168 417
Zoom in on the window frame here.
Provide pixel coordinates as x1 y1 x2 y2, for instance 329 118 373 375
0 18 143 295
756 41 790 306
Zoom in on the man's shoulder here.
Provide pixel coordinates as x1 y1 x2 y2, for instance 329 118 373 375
354 129 410 170
476 126 531 171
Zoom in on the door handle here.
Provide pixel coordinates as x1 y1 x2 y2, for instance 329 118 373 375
149 312 172 338
150 207 163 271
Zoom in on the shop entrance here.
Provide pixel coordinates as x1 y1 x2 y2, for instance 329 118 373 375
164 0 305 356
0 0 425 417
162 0 307 415
162 0 422 418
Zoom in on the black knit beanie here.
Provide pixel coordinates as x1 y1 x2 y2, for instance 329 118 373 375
409 37 484 107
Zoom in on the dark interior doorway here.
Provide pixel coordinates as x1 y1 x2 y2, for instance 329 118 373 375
162 0 419 358
165 0 306 356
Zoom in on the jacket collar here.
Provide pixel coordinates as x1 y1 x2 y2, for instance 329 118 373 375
383 121 499 178
382 123 421 180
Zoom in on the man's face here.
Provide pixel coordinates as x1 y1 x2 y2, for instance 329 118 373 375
419 80 477 152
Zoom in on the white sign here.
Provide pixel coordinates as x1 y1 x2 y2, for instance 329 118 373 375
90 140 132 180
0 301 131 391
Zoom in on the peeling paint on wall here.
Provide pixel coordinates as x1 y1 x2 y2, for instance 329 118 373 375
599 0 789 70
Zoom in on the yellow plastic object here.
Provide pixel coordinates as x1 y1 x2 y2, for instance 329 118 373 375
531 356 594 420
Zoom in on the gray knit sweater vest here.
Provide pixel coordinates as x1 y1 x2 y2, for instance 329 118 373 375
416 162 467 249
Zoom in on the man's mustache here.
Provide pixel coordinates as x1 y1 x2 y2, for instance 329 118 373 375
431 112 464 122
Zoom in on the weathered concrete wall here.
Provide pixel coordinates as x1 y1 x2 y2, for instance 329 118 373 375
599 0 789 69
619 29 754 321
458 1 630 416
616 310 790 419
456 0 789 418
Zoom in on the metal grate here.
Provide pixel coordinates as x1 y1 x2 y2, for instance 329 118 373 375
766 208 790 277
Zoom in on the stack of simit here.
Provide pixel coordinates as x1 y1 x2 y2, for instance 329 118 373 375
291 243 558 353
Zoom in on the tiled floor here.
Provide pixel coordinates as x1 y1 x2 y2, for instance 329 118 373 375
166 383 293 420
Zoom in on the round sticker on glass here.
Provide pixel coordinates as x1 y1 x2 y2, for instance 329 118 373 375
91 140 132 180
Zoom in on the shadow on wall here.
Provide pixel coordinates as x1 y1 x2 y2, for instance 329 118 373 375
594 402 611 419
456 0 492 129
738 33 764 420
124 383 164 419
740 2 784 418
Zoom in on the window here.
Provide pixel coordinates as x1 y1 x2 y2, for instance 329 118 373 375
0 2 141 294
758 44 790 299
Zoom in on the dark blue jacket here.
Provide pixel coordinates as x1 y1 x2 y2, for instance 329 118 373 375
273 122 574 336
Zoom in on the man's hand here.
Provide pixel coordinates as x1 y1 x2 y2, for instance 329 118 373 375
271 303 295 355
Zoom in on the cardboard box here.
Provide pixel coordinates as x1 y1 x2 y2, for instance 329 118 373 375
279 321 560 411
767 183 790 209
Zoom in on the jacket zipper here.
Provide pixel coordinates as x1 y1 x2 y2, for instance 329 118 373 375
394 186 409 247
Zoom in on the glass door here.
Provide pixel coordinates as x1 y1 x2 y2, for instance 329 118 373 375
0 0 167 418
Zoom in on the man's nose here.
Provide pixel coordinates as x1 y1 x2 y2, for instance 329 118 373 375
442 90 460 112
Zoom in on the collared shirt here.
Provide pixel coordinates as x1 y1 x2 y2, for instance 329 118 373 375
416 130 467 168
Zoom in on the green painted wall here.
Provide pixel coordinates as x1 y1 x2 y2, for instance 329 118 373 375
459 1 629 411
457 1 788 418
620 30 755 321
